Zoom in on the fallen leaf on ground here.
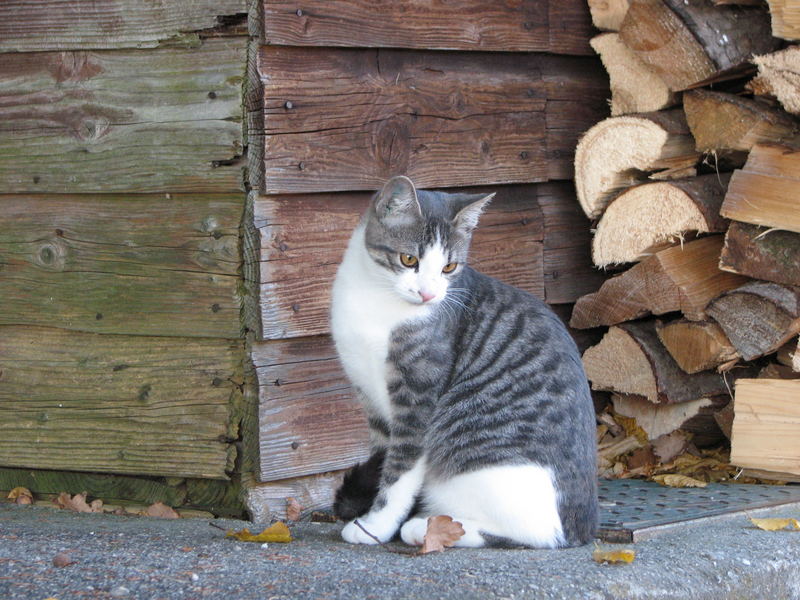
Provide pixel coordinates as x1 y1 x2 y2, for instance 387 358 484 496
592 545 635 564
54 492 103 513
652 474 707 488
53 552 76 567
7 487 33 505
142 502 180 519
286 497 302 521
750 517 800 531
226 522 292 543
419 515 465 554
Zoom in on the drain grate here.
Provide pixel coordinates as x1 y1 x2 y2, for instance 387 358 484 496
598 479 800 542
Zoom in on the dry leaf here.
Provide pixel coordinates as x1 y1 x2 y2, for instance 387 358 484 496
226 522 292 543
750 517 800 531
652 474 708 488
54 492 103 513
143 502 180 519
8 487 33 505
593 545 636 564
286 497 302 521
419 515 465 554
53 552 75 567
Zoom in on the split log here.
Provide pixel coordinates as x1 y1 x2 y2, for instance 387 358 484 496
719 221 800 287
620 0 779 91
590 33 678 115
574 110 699 219
582 319 736 404
591 174 730 267
0 1 247 51
588 0 631 31
656 319 739 374
720 143 800 234
612 393 728 446
777 337 799 369
261 0 594 55
683 90 799 155
0 325 243 479
765 0 800 39
731 379 800 477
706 281 800 361
571 235 749 328
258 46 609 194
714 402 735 440
753 46 800 116
0 40 247 194
758 362 800 379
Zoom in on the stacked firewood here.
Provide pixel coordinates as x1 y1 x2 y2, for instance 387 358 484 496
578 0 800 483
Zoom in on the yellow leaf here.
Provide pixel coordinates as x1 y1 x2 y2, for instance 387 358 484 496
592 546 636 564
7 487 33 504
652 474 707 488
749 517 800 531
226 521 292 543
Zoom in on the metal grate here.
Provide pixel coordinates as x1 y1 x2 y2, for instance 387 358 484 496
598 479 800 542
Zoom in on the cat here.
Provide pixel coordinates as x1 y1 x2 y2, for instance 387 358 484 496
330 176 598 548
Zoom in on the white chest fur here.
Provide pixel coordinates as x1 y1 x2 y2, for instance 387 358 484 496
331 225 431 421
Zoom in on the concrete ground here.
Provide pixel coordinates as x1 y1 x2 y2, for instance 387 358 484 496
1 502 799 600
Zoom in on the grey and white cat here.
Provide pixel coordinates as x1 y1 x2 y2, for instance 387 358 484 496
331 176 597 548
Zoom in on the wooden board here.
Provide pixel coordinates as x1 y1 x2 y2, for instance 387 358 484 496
0 39 246 194
731 379 800 476
250 185 548 340
257 47 609 193
0 1 247 51
0 326 244 479
252 336 370 482
0 194 243 339
245 470 347 523
261 0 593 55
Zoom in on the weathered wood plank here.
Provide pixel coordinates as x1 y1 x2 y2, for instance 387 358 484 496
258 47 608 193
245 470 347 523
0 1 247 52
262 0 593 55
0 326 244 479
0 39 246 194
252 336 370 482
250 186 546 340
0 194 243 339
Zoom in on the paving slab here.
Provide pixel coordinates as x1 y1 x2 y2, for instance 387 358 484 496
1 495 800 600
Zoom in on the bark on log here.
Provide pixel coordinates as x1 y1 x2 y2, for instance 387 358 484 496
720 143 800 234
588 0 631 30
719 221 800 287
574 109 699 219
684 90 799 154
753 46 800 116
765 0 800 39
590 33 678 116
571 235 748 328
582 319 736 404
620 0 779 91
591 174 730 267
656 319 739 374
706 281 800 361
731 379 800 477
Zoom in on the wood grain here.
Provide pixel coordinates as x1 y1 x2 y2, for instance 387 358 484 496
0 326 244 479
0 39 246 194
261 0 593 55
0 194 243 339
249 185 548 340
252 336 370 482
0 0 247 51
257 47 608 193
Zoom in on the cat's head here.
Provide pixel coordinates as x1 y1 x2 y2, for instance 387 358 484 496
363 176 494 306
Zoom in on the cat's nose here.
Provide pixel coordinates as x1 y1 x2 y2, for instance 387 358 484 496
419 290 436 303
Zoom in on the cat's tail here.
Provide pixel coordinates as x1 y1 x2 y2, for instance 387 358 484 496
333 449 385 521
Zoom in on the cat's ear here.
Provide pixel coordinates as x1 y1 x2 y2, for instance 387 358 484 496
453 192 495 233
374 176 422 226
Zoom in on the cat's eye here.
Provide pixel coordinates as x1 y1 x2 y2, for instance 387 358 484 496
399 253 418 268
442 262 458 273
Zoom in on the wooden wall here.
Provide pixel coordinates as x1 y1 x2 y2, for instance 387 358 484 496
0 3 252 494
246 0 610 511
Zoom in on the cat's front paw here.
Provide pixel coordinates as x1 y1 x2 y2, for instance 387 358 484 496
341 517 396 545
